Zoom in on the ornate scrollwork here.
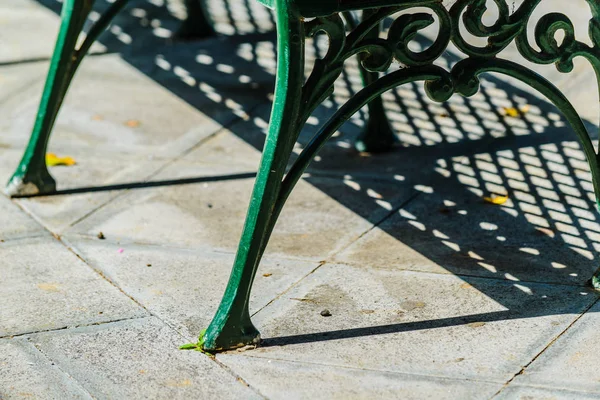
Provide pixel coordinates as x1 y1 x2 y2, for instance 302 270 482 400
293 0 600 202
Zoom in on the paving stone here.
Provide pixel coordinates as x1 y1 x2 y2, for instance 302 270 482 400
335 136 600 286
218 354 503 400
496 385 600 400
12 153 166 233
0 0 68 63
63 237 319 340
0 54 223 159
0 62 47 108
65 158 418 260
0 183 48 241
0 237 147 337
31 317 262 399
246 263 596 382
509 300 600 393
0 337 91 400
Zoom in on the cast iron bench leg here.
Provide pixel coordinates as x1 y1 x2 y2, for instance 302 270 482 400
5 0 130 197
351 10 397 153
176 0 215 40
202 1 600 352
202 2 305 352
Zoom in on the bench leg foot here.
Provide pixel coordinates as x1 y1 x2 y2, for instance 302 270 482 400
6 0 129 197
202 6 304 353
590 269 600 290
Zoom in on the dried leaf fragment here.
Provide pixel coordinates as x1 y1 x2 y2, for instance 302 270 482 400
125 119 141 128
46 153 76 167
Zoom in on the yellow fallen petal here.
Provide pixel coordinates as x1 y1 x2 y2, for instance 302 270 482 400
483 194 509 205
502 107 520 118
46 153 76 167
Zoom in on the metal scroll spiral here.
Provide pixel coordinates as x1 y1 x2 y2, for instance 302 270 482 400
286 0 600 206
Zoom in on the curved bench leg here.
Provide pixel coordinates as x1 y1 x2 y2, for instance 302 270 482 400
354 64 398 153
176 0 215 40
202 3 304 352
6 0 129 197
354 10 396 153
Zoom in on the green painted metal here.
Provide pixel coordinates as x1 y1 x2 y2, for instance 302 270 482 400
5 0 130 197
201 0 600 352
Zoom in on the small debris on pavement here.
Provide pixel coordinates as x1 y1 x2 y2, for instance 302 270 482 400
125 119 141 128
320 309 332 317
468 321 486 328
97 232 105 240
118 248 124 254
262 273 272 277
147 264 152 267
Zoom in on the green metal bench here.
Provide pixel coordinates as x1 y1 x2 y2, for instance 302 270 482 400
9 0 600 352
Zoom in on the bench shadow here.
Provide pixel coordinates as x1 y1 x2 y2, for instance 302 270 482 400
26 0 600 345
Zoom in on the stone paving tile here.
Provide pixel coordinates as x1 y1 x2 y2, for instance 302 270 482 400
0 337 91 400
508 300 600 393
0 54 223 159
335 136 600 286
31 317 262 399
0 236 147 338
0 171 48 240
218 354 503 400
11 154 166 233
63 236 319 340
0 0 68 63
495 385 600 400
65 160 416 261
246 263 596 383
0 61 47 107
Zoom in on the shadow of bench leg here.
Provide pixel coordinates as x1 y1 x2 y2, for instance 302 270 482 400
6 0 129 197
202 3 304 352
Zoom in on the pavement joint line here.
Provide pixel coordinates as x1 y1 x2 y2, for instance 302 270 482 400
490 296 600 399
0 315 152 341
23 336 96 400
324 259 600 290
494 381 600 396
58 232 323 264
0 50 113 68
0 232 49 243
208 357 269 399
223 352 507 386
